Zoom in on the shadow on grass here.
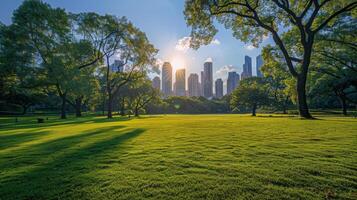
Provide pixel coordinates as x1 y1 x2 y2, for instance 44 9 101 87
0 130 52 151
0 115 134 132
0 125 145 199
0 125 126 170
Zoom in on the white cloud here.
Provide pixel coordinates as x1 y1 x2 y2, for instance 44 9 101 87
205 57 213 62
155 58 164 67
210 38 221 45
175 37 220 52
153 58 164 74
245 44 256 50
175 36 192 52
215 65 236 80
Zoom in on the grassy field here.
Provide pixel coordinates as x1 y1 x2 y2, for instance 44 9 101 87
0 114 356 199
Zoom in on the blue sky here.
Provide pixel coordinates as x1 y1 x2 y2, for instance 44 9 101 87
1 0 273 91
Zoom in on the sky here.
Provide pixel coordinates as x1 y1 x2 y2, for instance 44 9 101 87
0 0 273 93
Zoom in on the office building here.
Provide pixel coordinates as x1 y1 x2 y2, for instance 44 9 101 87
175 69 186 96
241 56 252 80
162 62 172 97
110 60 124 72
152 76 160 90
188 73 200 97
227 72 240 94
215 78 223 98
256 55 264 77
203 61 213 98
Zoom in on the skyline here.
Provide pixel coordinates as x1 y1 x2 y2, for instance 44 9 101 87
0 0 272 84
154 54 262 97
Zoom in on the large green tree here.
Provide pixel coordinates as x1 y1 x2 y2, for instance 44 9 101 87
10 0 101 118
184 0 357 118
74 13 158 118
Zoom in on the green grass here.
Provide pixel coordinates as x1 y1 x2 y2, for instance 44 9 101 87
0 114 356 199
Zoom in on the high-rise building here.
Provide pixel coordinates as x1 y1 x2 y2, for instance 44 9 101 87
200 71 204 96
152 76 160 90
227 72 240 94
188 73 200 97
256 55 264 77
110 60 124 72
162 62 172 97
203 61 213 98
241 56 252 80
175 69 186 96
215 78 223 98
245 55 252 76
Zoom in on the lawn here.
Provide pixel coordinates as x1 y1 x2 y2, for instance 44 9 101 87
0 114 356 199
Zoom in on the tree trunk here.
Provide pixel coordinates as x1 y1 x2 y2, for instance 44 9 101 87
338 95 348 116
297 75 313 119
252 103 257 116
106 55 113 119
282 96 289 114
134 107 139 117
107 93 113 118
61 94 67 119
75 97 82 117
22 105 29 115
120 98 125 116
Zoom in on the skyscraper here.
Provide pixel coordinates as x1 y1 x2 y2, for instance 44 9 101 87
175 69 186 96
110 60 124 72
188 73 199 97
215 78 223 98
161 62 172 97
227 72 240 95
245 55 252 77
152 76 160 90
241 55 252 80
203 61 213 98
256 55 264 77
200 71 204 96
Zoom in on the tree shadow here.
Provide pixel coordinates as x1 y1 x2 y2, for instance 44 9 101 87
0 130 51 151
0 125 126 171
0 126 145 199
0 115 133 132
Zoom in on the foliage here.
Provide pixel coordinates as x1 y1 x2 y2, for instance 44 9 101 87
184 0 357 118
230 77 269 116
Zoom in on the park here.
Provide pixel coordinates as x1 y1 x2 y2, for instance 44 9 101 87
1 0 357 199
1 114 356 199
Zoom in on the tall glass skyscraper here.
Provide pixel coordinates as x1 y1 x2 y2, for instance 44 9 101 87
175 69 186 96
256 55 264 77
227 71 240 94
161 62 172 97
215 78 223 98
203 61 213 98
188 73 199 97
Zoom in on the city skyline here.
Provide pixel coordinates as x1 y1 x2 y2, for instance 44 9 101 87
155 54 263 97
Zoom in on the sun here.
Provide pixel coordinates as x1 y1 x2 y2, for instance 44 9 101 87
170 54 186 72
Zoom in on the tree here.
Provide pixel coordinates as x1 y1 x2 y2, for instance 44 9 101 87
261 45 293 114
74 13 158 118
126 78 160 117
230 77 269 116
310 16 357 115
11 0 72 118
0 6 48 115
184 0 357 118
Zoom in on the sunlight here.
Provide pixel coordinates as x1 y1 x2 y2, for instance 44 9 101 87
170 54 187 72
